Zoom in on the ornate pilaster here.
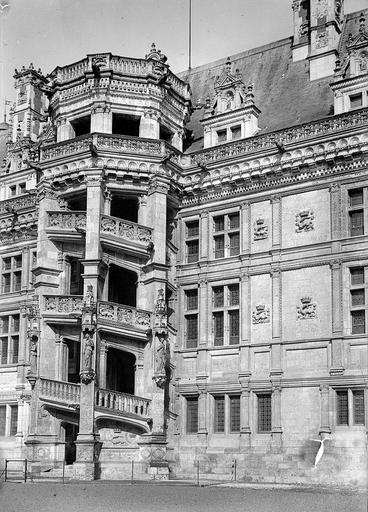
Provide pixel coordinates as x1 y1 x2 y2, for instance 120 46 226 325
330 183 342 240
199 210 209 260
20 297 40 389
271 384 283 446
270 267 283 378
271 195 281 249
239 377 251 447
319 384 331 435
240 202 250 254
330 259 344 376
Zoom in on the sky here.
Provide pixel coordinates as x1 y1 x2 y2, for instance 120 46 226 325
0 0 367 119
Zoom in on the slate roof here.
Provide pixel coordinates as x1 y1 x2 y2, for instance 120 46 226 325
179 9 368 153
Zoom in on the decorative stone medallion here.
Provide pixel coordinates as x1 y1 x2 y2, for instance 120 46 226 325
297 296 317 320
295 209 314 232
252 304 270 324
253 218 269 240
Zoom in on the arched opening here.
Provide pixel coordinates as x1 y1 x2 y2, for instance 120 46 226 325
106 348 135 394
62 422 78 465
110 196 138 223
108 265 136 307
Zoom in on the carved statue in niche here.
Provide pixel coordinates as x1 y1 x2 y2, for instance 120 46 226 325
295 209 314 232
154 288 167 329
155 334 167 375
82 331 94 372
29 334 38 373
297 296 317 320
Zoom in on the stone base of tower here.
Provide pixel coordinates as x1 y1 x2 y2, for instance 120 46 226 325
73 435 101 480
138 433 170 480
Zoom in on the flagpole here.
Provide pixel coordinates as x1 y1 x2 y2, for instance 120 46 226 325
188 0 192 69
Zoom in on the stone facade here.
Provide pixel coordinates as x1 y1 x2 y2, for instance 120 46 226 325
0 2 367 489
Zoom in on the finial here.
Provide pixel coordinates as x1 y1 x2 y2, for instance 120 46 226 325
359 12 365 33
226 57 231 74
29 62 34 70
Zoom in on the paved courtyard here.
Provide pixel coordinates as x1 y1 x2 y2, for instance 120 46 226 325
0 482 366 512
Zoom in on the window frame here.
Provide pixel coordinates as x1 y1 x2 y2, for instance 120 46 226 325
348 187 368 237
211 282 240 346
211 394 241 435
0 314 20 366
186 396 199 434
0 403 18 437
184 287 199 349
185 218 200 264
1 254 23 294
257 393 272 434
335 388 366 427
349 266 368 335
211 210 240 260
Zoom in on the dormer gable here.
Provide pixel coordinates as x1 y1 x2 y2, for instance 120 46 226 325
200 58 260 149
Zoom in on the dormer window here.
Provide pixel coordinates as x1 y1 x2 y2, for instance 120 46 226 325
231 125 241 140
350 93 363 109
217 130 227 143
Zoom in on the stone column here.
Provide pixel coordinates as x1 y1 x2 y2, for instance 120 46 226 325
271 195 281 249
197 277 208 381
171 129 184 152
103 190 112 215
239 378 251 447
330 183 341 241
98 341 108 389
74 171 104 481
319 384 331 435
199 211 209 260
90 104 112 134
330 259 344 375
271 384 283 446
21 246 30 290
270 268 283 377
197 385 208 438
139 109 160 139
138 194 148 225
239 270 251 379
56 116 74 141
240 202 250 254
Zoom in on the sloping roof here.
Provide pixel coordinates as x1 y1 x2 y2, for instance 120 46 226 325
179 9 368 153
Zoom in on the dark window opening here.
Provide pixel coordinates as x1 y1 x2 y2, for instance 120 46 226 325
159 124 173 142
63 423 78 465
186 397 198 433
110 196 138 223
112 113 140 136
108 265 136 307
230 396 240 432
69 258 84 295
106 348 135 394
350 93 363 109
67 195 87 211
67 340 80 383
258 394 272 433
217 129 227 143
214 396 225 432
71 116 91 137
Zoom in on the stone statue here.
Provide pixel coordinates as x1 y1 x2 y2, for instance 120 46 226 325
82 331 94 372
155 335 166 375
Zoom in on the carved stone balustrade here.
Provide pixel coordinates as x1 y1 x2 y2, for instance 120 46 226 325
98 300 151 332
46 211 86 243
39 377 80 405
100 214 153 254
194 108 368 165
95 388 150 418
0 192 37 215
0 210 38 244
44 295 84 315
40 133 166 162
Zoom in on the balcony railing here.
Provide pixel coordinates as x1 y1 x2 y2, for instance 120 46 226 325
0 192 37 214
39 377 80 404
98 301 151 330
44 295 84 314
100 214 152 244
95 388 150 418
194 107 368 165
47 211 86 231
40 133 166 161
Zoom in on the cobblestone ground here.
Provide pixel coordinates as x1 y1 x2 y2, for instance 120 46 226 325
0 482 366 512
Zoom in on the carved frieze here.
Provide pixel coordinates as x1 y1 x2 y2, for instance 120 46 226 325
253 218 269 240
295 209 314 232
252 304 270 324
297 296 317 320
315 30 328 49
